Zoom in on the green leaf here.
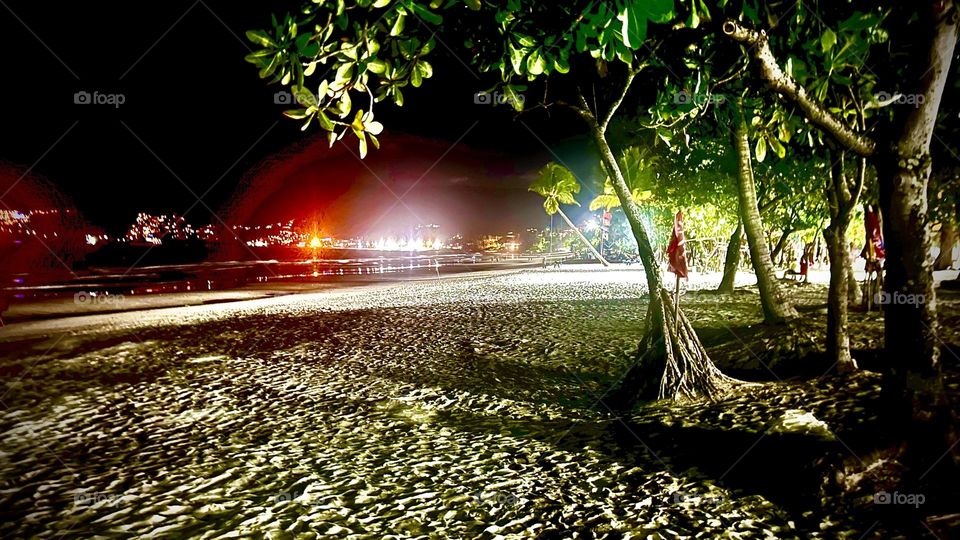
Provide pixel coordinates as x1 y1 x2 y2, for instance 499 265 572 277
556 192 577 205
643 0 675 24
368 59 388 74
283 109 310 120
621 0 674 48
410 64 423 87
258 55 279 79
620 7 647 50
366 120 384 135
503 85 524 111
687 3 701 28
509 45 525 75
246 30 276 48
390 11 406 36
316 110 334 131
415 60 433 80
351 109 365 131
244 49 274 65
463 0 481 10
409 3 442 25
768 136 786 159
820 28 837 53
334 92 351 118
420 37 436 55
295 33 311 52
526 50 546 75
399 38 421 59
755 137 767 162
294 87 318 107
302 43 320 58
839 12 880 31
358 132 368 158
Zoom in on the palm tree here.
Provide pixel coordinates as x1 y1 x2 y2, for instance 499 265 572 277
529 163 609 266
589 146 657 212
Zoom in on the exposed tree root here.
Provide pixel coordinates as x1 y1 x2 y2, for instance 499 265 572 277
606 288 749 410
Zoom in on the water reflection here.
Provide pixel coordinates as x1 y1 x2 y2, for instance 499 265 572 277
1 252 551 303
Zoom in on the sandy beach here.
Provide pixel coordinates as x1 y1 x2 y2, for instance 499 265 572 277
1 266 956 538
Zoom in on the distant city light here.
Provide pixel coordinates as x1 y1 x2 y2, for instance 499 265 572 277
1 209 572 256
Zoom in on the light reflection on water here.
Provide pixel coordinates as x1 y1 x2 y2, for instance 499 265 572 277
2 253 560 302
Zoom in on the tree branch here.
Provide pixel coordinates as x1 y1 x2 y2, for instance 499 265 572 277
722 19 877 157
600 67 638 133
557 95 599 127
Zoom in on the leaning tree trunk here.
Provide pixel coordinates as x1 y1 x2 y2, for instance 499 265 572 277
933 220 956 270
770 227 793 266
556 208 610 266
733 100 798 323
569 104 739 407
717 219 743 293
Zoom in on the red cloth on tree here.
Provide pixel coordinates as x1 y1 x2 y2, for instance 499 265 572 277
667 211 688 278
861 207 885 261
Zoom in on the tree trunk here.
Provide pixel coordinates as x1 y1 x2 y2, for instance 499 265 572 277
823 152 863 373
574 110 738 407
722 3 960 478
770 228 792 265
824 225 855 372
557 208 609 266
875 3 958 473
933 220 956 270
846 261 862 305
733 100 798 323
717 220 743 294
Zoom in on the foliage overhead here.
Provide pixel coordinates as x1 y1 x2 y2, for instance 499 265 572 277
529 162 582 216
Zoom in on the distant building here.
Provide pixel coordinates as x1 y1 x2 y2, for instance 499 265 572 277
124 213 197 244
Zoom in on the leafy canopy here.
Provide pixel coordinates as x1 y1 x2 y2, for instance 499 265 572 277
529 162 582 216
244 1 461 157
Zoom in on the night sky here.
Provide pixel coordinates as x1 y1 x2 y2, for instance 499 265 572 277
0 1 601 236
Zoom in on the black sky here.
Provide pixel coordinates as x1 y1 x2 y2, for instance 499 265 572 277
0 1 598 235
